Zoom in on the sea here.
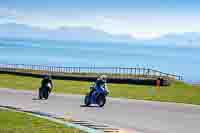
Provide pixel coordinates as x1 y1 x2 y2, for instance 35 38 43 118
0 39 199 83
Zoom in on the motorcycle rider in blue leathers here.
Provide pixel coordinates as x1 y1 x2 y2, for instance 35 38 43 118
90 75 109 101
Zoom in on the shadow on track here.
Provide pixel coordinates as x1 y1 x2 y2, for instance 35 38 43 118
32 98 47 101
80 105 100 108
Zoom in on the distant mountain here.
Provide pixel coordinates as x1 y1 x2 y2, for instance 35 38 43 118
0 23 200 47
0 23 135 42
0 23 49 39
150 32 200 47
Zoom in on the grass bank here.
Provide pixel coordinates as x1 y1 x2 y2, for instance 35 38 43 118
0 109 85 133
0 74 200 105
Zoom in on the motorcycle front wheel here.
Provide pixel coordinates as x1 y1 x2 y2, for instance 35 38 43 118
43 88 50 100
97 94 106 107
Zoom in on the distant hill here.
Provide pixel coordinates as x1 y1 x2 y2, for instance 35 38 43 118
0 23 135 42
149 32 200 47
0 23 199 47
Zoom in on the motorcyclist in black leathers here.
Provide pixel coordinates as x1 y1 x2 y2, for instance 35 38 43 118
39 75 53 99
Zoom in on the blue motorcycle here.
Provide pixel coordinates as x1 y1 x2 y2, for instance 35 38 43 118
84 84 109 107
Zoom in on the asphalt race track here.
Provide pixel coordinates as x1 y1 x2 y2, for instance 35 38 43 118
0 88 200 133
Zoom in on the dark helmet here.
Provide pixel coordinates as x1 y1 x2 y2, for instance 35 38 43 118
44 75 51 80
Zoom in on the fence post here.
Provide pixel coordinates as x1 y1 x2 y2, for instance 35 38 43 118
138 68 140 78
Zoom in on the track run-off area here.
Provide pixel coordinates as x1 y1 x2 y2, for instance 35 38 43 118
0 88 200 133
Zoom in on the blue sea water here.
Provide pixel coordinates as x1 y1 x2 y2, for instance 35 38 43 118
0 39 199 83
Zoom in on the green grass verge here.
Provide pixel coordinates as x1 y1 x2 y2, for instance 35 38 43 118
0 109 85 133
0 74 200 105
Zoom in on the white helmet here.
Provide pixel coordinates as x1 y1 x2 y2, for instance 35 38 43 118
99 75 107 80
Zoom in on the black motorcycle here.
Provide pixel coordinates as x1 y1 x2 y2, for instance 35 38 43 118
39 85 52 100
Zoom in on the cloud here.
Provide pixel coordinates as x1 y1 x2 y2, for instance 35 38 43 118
1 6 200 39
0 7 27 23
0 8 17 19
92 13 200 39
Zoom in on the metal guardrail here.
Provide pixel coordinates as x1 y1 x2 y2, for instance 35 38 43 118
0 64 183 80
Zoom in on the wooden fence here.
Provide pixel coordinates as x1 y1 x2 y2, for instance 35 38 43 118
0 64 183 80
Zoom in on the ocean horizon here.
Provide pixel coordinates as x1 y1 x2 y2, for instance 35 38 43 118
0 39 199 83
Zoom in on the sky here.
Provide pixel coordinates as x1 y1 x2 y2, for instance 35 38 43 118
0 0 200 39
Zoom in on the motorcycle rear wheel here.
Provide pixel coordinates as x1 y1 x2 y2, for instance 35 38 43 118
84 95 91 106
